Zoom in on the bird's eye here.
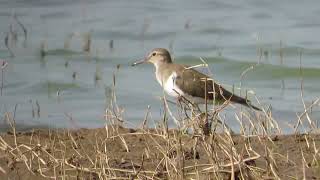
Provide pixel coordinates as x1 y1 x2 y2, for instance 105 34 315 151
152 52 156 56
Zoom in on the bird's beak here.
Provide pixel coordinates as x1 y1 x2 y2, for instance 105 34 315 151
131 57 148 66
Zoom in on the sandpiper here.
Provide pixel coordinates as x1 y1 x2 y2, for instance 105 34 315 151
132 48 261 111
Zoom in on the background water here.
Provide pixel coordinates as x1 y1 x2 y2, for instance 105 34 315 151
0 0 319 132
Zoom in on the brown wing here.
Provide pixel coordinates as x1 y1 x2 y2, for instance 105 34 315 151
174 66 229 101
174 65 261 110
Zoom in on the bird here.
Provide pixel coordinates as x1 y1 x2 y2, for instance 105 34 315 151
132 48 261 111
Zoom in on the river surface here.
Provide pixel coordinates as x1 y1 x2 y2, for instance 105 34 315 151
0 0 319 132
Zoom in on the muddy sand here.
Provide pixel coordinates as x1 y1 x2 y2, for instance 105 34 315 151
0 126 319 179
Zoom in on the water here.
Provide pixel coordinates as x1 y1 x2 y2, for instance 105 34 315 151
0 0 319 132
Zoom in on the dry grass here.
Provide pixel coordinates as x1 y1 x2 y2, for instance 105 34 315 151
0 110 320 179
0 25 319 179
0 66 320 180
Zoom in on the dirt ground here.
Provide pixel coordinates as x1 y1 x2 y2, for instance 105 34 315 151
0 126 319 179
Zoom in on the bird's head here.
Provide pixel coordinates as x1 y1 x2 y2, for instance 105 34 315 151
132 48 172 67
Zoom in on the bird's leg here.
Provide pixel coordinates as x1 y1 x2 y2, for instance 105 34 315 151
176 95 191 121
173 89 188 108
177 94 183 102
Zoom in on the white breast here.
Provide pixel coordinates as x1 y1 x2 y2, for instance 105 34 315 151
156 72 184 97
156 70 206 104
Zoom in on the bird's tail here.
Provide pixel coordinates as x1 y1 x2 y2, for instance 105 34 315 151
230 95 261 111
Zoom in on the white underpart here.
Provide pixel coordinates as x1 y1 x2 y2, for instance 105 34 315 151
156 71 207 104
164 72 184 97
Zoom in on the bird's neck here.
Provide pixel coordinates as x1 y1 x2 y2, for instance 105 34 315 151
153 62 168 70
154 63 171 86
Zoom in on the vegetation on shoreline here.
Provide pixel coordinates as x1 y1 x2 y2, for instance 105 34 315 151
0 122 320 179
1 9 319 180
0 69 319 180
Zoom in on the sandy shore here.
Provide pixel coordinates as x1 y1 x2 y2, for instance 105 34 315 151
0 125 319 179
